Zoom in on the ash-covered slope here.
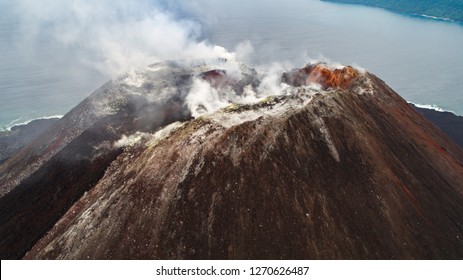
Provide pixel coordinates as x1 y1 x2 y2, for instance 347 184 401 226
0 63 195 197
2 61 463 259
0 118 58 165
0 62 197 259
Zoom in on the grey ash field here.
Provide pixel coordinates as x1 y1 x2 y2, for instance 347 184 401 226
1 61 462 259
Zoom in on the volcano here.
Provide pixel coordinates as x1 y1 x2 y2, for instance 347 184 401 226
1 61 462 259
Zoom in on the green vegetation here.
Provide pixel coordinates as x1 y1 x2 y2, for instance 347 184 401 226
323 0 463 22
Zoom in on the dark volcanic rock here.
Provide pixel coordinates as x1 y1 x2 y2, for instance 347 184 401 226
412 105 463 149
0 62 194 259
1 62 463 259
0 63 193 198
0 118 59 164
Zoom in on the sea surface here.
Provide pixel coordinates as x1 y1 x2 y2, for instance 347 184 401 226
1 0 463 130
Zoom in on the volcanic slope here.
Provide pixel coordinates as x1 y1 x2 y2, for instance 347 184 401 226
1 61 463 259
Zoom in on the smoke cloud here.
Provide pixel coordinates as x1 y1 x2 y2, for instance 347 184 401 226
10 0 242 76
8 0 330 121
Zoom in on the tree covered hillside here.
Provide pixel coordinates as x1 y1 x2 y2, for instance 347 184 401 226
323 0 463 22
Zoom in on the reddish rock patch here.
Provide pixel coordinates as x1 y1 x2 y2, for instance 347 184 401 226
283 64 360 90
200 69 232 89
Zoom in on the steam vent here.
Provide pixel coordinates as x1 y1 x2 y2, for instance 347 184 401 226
1 61 462 259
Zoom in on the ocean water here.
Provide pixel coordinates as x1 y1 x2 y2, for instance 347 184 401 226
193 0 463 113
0 1 107 130
1 0 463 130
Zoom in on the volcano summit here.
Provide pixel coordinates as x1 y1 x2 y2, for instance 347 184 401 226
1 61 462 259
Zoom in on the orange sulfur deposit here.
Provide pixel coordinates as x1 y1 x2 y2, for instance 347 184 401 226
282 64 360 90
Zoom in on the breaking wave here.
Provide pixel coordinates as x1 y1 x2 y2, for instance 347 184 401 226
409 102 461 116
1 115 63 132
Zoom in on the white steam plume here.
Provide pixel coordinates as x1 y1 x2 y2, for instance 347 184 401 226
10 0 335 121
10 0 240 76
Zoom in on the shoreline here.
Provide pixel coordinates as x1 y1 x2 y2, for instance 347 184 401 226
0 117 60 164
409 102 451 114
321 0 463 25
410 104 463 149
1 115 63 132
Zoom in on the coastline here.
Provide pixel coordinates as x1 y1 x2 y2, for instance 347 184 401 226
410 103 463 149
1 115 63 132
0 117 60 164
321 0 463 25
410 103 447 113
389 10 461 25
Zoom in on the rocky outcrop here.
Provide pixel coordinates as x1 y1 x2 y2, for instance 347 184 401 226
1 62 463 259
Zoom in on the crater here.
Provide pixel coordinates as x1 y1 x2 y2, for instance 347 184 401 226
282 63 360 90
